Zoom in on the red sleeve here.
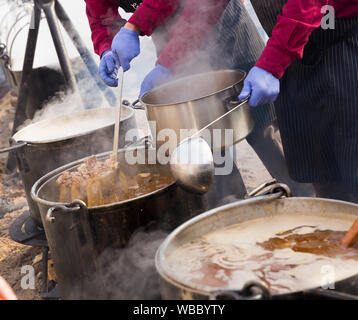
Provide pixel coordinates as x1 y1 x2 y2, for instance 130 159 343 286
84 0 126 57
255 0 329 79
157 0 229 70
128 0 181 36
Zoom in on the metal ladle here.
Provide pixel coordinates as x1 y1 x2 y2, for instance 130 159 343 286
170 97 249 194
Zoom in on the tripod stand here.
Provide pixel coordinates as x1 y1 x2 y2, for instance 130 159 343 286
7 0 116 171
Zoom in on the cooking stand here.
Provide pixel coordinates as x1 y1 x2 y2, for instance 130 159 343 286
9 211 60 299
7 0 116 172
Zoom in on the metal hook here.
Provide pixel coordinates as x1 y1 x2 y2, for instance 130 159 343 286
245 179 291 200
210 281 271 300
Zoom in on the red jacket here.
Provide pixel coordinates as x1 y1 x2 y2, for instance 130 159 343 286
256 0 358 78
85 0 358 77
84 0 229 70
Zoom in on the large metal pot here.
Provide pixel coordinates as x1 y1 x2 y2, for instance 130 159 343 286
1 106 135 226
140 69 253 151
31 146 231 299
156 183 358 300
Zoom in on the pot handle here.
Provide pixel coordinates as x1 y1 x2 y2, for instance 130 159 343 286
124 135 154 149
46 199 87 223
245 179 292 199
47 199 93 248
0 141 27 154
46 199 97 274
130 99 145 110
225 95 250 111
210 281 271 300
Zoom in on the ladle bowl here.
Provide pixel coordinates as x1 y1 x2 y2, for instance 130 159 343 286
170 136 214 194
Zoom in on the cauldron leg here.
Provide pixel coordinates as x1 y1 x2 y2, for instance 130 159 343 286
37 0 78 94
42 246 49 294
7 4 41 172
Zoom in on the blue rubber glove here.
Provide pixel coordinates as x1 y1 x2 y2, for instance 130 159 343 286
139 64 172 97
99 50 118 87
111 27 140 72
238 66 280 107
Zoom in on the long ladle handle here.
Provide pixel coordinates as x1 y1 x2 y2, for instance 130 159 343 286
112 67 124 162
190 96 250 139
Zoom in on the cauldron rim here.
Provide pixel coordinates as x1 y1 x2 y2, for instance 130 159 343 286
12 106 134 145
140 69 246 107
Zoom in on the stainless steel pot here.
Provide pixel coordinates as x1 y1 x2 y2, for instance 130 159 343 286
156 183 358 300
31 147 217 299
140 69 253 151
0 106 135 225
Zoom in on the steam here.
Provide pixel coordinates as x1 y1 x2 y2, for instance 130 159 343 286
97 228 168 300
17 57 112 130
68 227 169 300
27 91 85 124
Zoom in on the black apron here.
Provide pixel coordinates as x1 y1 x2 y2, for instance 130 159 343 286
250 0 286 37
115 0 142 13
250 1 358 188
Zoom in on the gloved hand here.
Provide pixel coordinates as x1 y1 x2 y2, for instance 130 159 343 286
99 50 118 87
139 64 172 97
238 66 280 107
111 27 140 72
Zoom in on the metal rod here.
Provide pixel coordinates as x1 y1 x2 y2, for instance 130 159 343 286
191 97 250 139
37 0 78 93
11 4 41 129
7 3 41 172
54 1 116 106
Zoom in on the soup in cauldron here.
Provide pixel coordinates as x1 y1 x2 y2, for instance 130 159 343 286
166 214 358 294
56 155 175 207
